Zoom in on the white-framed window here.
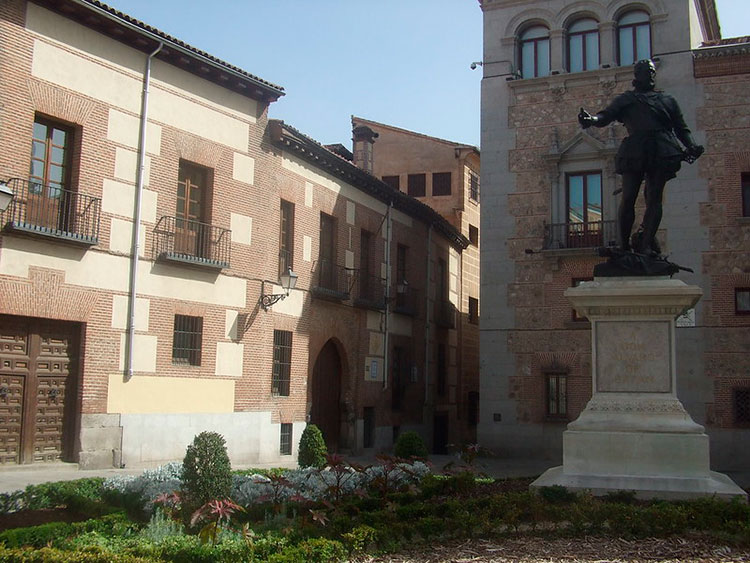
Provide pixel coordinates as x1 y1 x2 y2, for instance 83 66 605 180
617 10 651 66
568 18 599 72
520 25 550 79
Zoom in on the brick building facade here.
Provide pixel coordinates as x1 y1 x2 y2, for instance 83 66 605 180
350 117 481 445
0 0 467 468
478 0 750 470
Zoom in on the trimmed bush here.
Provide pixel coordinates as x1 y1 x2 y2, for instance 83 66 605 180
181 432 233 512
268 537 346 563
297 424 327 469
0 546 149 562
394 431 427 459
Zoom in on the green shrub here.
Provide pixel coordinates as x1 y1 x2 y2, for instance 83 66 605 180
393 431 427 459
0 513 132 549
181 431 233 512
298 424 327 469
0 545 148 562
268 537 346 563
538 485 577 505
341 525 377 556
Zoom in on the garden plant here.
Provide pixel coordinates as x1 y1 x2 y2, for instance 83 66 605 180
1 433 749 562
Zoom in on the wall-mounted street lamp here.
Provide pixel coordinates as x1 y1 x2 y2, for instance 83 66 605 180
0 181 14 212
260 268 298 311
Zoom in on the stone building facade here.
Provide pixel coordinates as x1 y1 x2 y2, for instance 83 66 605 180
478 0 750 470
350 117 481 447
0 0 466 468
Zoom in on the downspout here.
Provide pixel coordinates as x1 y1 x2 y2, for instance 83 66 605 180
424 224 433 403
125 42 163 380
383 201 393 390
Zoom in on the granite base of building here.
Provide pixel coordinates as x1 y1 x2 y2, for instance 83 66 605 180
530 277 747 501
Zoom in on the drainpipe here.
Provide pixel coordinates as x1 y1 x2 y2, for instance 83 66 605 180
424 224 433 403
383 201 393 390
125 42 163 380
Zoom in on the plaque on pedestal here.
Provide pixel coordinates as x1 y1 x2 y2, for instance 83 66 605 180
531 277 747 500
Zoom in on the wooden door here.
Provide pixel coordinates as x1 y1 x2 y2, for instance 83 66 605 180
0 317 79 465
310 340 341 452
28 118 72 231
176 162 207 258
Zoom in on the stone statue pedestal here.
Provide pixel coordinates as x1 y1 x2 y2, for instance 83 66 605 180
531 277 746 500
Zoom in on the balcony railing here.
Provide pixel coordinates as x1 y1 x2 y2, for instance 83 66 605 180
435 299 456 329
353 271 386 310
153 215 230 269
543 220 617 250
393 286 419 316
0 178 100 245
311 258 350 300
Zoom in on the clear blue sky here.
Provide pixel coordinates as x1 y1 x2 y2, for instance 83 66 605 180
101 1 747 151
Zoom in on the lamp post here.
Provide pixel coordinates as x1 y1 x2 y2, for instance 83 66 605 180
0 181 14 212
260 268 298 310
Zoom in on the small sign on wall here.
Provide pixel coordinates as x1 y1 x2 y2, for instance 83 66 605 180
676 308 695 327
364 357 383 382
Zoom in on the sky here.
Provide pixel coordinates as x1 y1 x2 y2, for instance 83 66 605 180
101 0 748 151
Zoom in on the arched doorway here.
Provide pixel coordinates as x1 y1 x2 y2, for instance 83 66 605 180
310 340 342 452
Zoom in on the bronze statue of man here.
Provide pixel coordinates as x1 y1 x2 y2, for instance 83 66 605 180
578 59 704 256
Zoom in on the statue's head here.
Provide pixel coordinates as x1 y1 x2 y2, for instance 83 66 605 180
632 59 656 91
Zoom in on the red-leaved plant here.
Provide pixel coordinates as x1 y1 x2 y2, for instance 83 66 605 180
190 498 244 545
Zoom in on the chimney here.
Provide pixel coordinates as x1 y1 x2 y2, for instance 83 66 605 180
352 125 378 173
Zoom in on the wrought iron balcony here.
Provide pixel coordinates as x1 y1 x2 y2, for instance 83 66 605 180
435 299 456 329
393 285 419 316
153 216 230 269
543 220 617 250
353 271 386 310
0 178 100 245
311 258 350 301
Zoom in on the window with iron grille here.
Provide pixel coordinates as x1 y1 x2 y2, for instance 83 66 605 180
407 173 426 197
469 172 479 202
546 372 567 419
742 173 750 217
272 330 292 396
468 297 479 325
172 315 203 366
383 175 400 190
469 224 479 246
734 388 750 426
279 200 294 278
432 172 451 196
736 288 750 315
280 423 293 455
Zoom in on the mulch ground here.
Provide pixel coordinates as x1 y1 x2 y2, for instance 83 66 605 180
360 537 750 562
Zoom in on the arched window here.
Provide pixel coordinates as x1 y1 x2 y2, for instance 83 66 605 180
567 18 599 72
617 10 651 65
520 25 550 79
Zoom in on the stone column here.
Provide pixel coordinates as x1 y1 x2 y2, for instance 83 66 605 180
531 277 746 500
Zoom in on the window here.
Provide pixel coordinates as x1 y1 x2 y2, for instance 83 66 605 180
568 18 599 72
392 346 406 410
359 230 373 300
272 330 292 396
742 173 750 217
520 25 550 79
546 372 567 419
572 278 593 321
617 10 650 66
469 224 479 246
407 173 426 197
172 315 203 366
280 423 293 455
318 212 336 290
567 172 603 247
734 388 750 425
468 296 479 324
469 172 480 202
736 288 750 315
468 391 479 426
279 200 294 277
363 407 375 448
432 172 451 196
383 175 400 190
176 161 211 257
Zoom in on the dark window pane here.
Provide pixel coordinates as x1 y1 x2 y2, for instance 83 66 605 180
734 389 750 424
432 172 451 196
172 315 203 366
272 330 293 396
742 174 750 217
736 289 750 314
280 423 293 455
407 174 426 197
568 175 584 223
382 175 400 190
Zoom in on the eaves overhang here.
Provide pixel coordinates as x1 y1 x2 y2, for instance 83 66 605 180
268 120 469 251
31 0 285 103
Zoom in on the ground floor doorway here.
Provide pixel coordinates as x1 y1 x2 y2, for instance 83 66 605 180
310 340 342 452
